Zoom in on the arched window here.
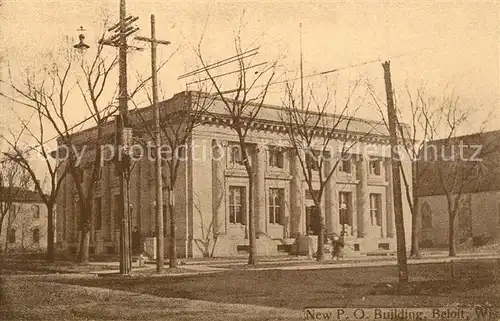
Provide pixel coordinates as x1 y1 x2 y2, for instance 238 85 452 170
421 202 432 229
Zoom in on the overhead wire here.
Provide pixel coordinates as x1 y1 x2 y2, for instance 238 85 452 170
0 106 117 164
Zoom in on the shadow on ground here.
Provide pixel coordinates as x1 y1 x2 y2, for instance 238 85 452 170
51 259 499 310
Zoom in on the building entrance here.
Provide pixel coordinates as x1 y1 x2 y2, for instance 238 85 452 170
306 205 321 235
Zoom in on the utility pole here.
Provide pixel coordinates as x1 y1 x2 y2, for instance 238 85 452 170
101 0 140 275
136 14 171 273
382 60 409 283
299 23 304 111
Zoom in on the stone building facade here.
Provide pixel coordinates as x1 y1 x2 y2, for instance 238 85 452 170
55 91 412 257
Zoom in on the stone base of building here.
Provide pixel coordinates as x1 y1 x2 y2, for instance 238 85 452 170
341 235 396 253
58 234 401 259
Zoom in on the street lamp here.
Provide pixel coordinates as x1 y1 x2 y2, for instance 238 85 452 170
73 26 90 52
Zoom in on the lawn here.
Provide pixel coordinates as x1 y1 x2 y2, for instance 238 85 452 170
55 259 500 310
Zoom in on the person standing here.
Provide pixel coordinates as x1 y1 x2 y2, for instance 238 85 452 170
331 234 344 261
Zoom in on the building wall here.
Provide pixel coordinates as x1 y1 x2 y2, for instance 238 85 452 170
1 201 48 252
418 190 500 247
55 91 413 257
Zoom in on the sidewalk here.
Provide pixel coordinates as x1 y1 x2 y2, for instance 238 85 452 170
90 251 500 276
244 253 500 271
4 249 497 276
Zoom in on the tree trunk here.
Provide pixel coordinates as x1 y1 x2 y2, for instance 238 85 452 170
247 174 257 265
4 211 12 254
410 164 420 258
409 200 420 258
46 203 55 262
0 216 4 256
78 223 90 263
448 214 456 257
169 202 177 268
315 202 325 261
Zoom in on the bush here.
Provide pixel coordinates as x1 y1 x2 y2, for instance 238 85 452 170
472 233 492 247
419 239 434 248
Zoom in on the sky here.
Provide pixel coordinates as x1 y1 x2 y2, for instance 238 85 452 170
0 0 499 148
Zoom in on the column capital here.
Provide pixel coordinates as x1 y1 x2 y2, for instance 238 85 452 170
212 139 228 147
256 144 269 153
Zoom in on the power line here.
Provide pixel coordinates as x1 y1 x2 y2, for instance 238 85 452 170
186 61 268 86
178 47 259 80
1 106 116 164
211 46 437 95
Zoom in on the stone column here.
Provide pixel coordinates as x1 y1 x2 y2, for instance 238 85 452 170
254 144 267 236
356 155 370 238
290 149 305 236
324 158 338 235
212 140 226 235
385 159 395 238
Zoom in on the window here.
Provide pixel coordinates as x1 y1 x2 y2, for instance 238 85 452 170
421 202 432 229
369 159 381 176
269 188 284 224
32 205 40 219
339 192 351 225
268 147 284 168
175 145 187 160
369 193 382 226
229 186 245 224
94 197 102 230
8 228 16 244
305 152 319 171
339 160 351 173
32 228 40 244
229 145 243 165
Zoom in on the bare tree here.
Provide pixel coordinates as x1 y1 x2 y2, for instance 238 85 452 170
0 158 31 256
0 34 118 263
1 107 68 262
368 84 438 258
131 88 214 267
418 92 491 257
192 190 225 258
280 82 364 261
195 37 277 265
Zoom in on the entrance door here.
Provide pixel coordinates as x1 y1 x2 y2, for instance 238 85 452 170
306 206 321 235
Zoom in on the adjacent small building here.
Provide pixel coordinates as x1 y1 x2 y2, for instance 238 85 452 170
0 187 48 252
416 130 500 248
55 91 413 258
